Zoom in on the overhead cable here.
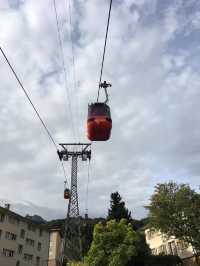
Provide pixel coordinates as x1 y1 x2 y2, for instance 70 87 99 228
97 0 113 102
0 46 71 186
67 0 81 141
0 47 58 150
53 0 77 141
61 161 69 187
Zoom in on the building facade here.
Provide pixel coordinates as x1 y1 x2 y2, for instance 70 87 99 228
0 205 50 266
145 228 196 262
48 227 63 266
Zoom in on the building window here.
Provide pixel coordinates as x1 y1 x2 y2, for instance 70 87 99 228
5 231 17 240
27 224 36 232
36 256 40 265
39 229 43 237
146 229 156 240
158 245 167 255
161 234 168 242
171 241 178 255
24 253 33 262
26 238 35 247
151 248 156 255
0 213 5 222
177 240 189 251
37 242 42 251
168 241 178 255
20 229 25 239
168 242 173 254
163 244 167 254
8 216 19 224
2 248 15 257
18 244 23 254
16 261 20 266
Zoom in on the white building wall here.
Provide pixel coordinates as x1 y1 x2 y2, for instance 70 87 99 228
0 209 50 266
48 230 63 266
145 228 194 260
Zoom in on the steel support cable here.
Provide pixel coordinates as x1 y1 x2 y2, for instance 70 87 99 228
67 0 81 142
0 47 70 186
61 161 69 187
97 0 113 102
0 47 57 149
53 0 77 141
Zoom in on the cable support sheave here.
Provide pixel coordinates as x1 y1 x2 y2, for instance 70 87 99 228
97 0 113 102
53 0 78 141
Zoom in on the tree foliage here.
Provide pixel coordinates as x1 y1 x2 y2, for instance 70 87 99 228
108 192 131 222
81 218 105 256
131 217 149 230
147 181 200 252
84 219 178 266
68 263 87 266
84 219 140 266
126 232 150 266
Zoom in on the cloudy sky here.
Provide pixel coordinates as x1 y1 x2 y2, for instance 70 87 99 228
0 0 200 221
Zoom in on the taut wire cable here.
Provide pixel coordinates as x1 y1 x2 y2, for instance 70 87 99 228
97 0 113 102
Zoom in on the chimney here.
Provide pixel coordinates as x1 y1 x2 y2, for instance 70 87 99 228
5 204 10 210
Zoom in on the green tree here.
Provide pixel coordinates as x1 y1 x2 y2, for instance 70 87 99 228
131 217 149 230
68 263 87 266
81 218 105 256
84 219 140 266
147 182 200 253
108 192 131 222
127 232 150 266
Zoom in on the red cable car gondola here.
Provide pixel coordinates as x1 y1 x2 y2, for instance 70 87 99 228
87 81 112 141
87 102 112 141
64 188 70 199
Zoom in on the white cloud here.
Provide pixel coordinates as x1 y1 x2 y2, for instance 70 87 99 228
0 0 9 10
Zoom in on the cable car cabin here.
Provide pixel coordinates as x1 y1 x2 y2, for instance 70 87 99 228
87 102 112 141
64 188 70 199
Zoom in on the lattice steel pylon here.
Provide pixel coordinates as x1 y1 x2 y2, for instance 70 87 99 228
57 143 91 265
